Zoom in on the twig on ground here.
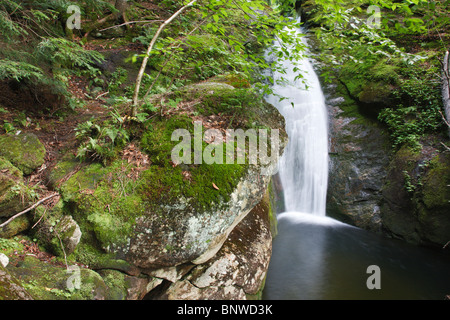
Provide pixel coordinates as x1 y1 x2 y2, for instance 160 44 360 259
0 193 59 228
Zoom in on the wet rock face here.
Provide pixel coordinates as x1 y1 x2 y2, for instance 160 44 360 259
325 84 391 233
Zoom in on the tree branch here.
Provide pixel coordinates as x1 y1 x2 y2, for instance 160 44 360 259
98 20 164 32
0 193 59 229
143 15 209 100
131 0 197 117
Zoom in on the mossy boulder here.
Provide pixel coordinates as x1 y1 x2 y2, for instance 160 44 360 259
0 236 155 300
0 215 30 238
381 145 450 246
0 133 46 175
50 80 286 276
54 155 274 271
0 156 29 219
6 254 109 300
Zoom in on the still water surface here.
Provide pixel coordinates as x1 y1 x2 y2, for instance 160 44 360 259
263 212 450 300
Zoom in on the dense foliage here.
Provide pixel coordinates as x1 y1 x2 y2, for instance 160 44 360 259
302 0 449 149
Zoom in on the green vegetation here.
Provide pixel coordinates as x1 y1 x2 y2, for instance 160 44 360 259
304 0 449 150
1 0 447 299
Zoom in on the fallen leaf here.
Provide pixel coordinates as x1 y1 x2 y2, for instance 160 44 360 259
212 183 219 190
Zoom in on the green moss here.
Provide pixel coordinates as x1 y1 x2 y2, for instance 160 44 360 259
0 133 45 175
0 156 22 179
70 242 110 269
98 269 127 300
141 114 194 166
0 237 23 255
59 163 107 201
393 145 422 169
358 81 393 104
140 113 247 211
60 161 147 251
0 156 29 218
0 215 30 238
334 82 379 125
138 158 246 211
422 154 450 209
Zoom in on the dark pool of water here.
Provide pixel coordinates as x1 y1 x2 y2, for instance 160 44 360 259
263 212 450 300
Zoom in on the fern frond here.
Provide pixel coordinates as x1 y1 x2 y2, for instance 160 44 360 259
0 59 44 81
35 37 104 74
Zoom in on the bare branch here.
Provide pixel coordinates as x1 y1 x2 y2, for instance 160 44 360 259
98 20 164 32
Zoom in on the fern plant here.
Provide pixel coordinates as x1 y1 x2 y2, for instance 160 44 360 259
0 59 44 81
0 10 28 41
75 113 130 164
36 38 104 75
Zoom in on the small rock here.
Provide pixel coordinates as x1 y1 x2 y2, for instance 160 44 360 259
0 253 9 267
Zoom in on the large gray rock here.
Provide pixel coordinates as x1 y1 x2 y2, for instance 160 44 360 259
127 165 273 271
152 189 274 300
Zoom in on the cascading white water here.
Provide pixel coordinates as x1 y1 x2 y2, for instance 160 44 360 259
265 26 329 216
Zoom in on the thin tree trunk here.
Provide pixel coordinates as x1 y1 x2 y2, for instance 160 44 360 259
131 0 197 117
442 50 450 137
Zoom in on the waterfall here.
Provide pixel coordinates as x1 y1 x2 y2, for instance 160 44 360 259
265 26 329 216
263 21 450 302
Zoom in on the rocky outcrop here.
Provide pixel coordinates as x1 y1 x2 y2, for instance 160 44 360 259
381 145 450 246
0 80 285 300
127 166 272 271
325 83 391 233
322 71 450 248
